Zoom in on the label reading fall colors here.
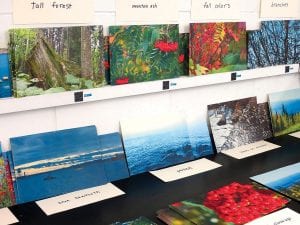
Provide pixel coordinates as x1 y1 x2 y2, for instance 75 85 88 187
116 0 178 23
191 0 241 20
12 0 93 24
260 0 299 18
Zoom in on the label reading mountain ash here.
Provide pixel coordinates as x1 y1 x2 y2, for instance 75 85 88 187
116 0 178 23
12 0 93 24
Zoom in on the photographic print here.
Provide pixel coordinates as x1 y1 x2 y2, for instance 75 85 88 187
187 116 214 158
121 113 195 176
0 49 13 98
109 24 180 85
251 162 300 202
157 208 194 225
257 102 273 139
208 97 262 152
99 133 129 182
179 33 189 76
9 26 106 97
269 88 300 136
170 199 234 225
248 20 300 69
10 126 108 204
111 216 157 225
204 182 289 225
0 154 15 208
189 22 247 75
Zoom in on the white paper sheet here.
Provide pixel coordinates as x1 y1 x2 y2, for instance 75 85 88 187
260 0 299 18
115 0 179 23
245 208 300 225
191 0 241 20
150 158 222 182
12 0 93 24
222 140 281 159
0 208 18 225
289 131 300 139
36 183 125 215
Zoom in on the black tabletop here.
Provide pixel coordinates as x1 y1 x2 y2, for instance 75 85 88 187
9 135 300 225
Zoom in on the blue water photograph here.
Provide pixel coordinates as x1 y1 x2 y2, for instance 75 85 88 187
187 116 214 158
99 133 129 182
10 126 108 204
121 113 195 176
269 88 300 136
251 162 300 201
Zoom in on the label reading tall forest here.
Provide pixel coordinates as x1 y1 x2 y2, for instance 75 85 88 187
115 0 178 23
12 0 93 24
191 0 241 20
260 0 299 18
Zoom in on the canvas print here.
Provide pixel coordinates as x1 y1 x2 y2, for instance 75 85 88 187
157 208 194 225
0 153 15 208
121 113 195 176
257 102 273 139
99 133 129 182
251 162 300 202
9 26 106 97
189 22 247 75
109 24 180 85
179 33 189 76
204 182 289 225
187 115 214 158
170 199 234 225
0 49 13 98
248 20 300 69
111 216 157 225
208 97 262 152
10 126 108 204
104 36 111 84
269 88 300 136
3 150 18 203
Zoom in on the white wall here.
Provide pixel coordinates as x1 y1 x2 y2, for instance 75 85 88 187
0 0 299 150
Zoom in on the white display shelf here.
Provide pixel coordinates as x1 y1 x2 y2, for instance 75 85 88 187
0 64 299 115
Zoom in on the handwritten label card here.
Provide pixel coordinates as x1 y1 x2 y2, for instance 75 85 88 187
150 158 222 182
36 183 125 215
12 0 93 24
191 0 241 20
0 208 18 225
116 0 178 23
260 0 299 18
222 140 281 159
245 208 300 225
289 131 300 139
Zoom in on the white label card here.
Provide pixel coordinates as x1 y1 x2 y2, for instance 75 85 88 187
245 208 300 225
191 0 241 20
36 183 125 215
150 158 222 182
222 141 281 159
260 0 299 18
0 208 18 225
115 0 179 23
12 0 93 24
289 131 300 139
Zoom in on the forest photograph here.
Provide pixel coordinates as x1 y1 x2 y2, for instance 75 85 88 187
9 26 106 97
189 22 247 75
109 24 180 85
248 20 300 69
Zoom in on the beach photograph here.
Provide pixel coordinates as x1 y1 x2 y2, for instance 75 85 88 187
10 126 108 203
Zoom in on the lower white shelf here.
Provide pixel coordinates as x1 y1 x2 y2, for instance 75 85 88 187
0 64 299 115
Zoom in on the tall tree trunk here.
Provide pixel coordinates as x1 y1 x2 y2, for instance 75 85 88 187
81 27 93 78
284 21 289 64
